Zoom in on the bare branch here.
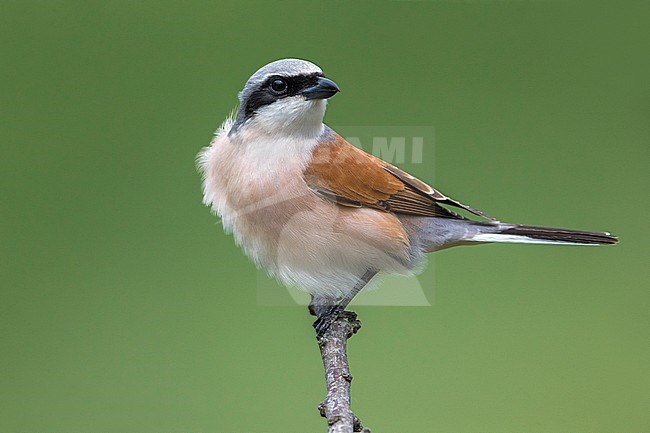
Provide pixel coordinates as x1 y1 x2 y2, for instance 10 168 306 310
310 299 370 433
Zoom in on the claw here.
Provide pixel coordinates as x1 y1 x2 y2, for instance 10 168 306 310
313 305 344 338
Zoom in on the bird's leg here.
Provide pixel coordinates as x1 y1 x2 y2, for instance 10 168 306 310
312 269 377 338
308 295 329 318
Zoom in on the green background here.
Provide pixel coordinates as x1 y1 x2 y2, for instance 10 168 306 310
1 1 648 432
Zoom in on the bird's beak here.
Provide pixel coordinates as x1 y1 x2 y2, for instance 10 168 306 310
301 77 340 100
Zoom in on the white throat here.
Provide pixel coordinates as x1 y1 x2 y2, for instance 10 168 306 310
224 102 326 181
236 97 327 140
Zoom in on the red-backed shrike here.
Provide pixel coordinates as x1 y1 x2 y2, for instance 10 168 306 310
198 59 617 335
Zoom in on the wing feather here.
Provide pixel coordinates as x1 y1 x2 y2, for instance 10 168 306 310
304 130 495 221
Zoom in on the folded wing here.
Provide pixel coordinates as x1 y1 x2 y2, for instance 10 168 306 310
304 129 496 221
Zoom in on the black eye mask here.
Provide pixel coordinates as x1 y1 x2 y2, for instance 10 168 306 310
243 72 323 119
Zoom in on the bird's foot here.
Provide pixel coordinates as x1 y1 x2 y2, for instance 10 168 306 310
313 306 358 338
313 305 343 337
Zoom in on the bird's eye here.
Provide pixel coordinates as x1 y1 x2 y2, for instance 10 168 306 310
270 78 288 93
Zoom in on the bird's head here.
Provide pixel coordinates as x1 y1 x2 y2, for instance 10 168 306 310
230 59 339 138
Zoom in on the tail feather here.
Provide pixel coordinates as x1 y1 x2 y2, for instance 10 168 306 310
469 224 618 246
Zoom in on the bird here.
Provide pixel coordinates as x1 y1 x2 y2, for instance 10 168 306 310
198 58 617 336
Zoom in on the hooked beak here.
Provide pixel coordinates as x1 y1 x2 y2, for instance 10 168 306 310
301 77 340 100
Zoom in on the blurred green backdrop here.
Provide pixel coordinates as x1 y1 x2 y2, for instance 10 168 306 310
1 1 648 432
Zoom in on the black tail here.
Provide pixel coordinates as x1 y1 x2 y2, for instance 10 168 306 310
499 225 618 245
